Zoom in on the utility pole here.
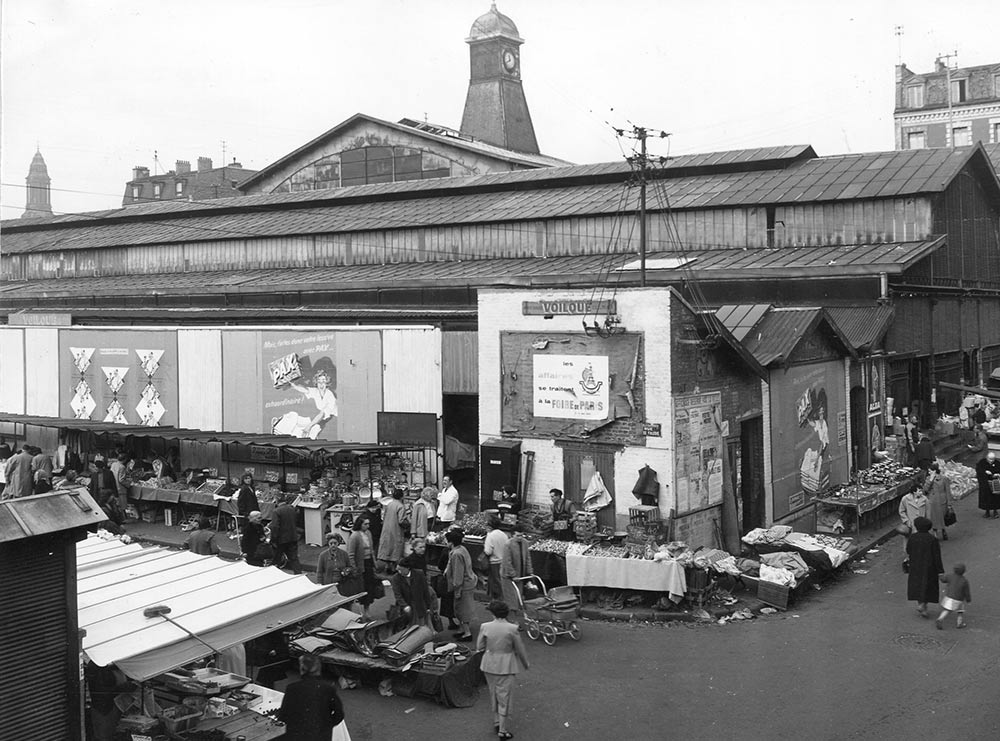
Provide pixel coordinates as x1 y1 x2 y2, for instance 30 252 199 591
894 25 903 66
937 51 958 148
620 124 670 287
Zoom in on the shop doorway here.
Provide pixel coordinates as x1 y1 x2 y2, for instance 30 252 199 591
442 393 479 496
739 416 765 533
850 386 869 472
562 444 616 530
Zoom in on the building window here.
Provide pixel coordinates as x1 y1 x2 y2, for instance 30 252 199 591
153 183 162 199
906 131 926 149
993 122 1000 144
995 74 1000 97
905 85 924 108
132 185 141 201
175 181 184 197
950 78 967 103
952 126 971 146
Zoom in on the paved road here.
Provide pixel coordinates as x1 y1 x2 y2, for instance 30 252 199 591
325 493 1000 740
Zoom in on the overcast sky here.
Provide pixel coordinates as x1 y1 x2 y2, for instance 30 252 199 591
1 0 997 218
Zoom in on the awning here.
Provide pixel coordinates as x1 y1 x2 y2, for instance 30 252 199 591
77 535 353 681
937 381 1000 401
0 412 426 456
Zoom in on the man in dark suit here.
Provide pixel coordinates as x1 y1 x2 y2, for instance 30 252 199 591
269 494 301 573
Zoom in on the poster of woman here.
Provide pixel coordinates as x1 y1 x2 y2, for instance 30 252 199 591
262 333 340 441
797 386 831 495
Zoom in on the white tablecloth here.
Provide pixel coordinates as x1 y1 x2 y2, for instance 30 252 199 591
565 554 687 601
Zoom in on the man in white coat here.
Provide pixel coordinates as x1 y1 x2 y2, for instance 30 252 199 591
436 476 460 531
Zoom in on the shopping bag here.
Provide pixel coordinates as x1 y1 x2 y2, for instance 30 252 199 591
475 551 491 572
990 479 1000 495
331 720 353 741
944 505 957 527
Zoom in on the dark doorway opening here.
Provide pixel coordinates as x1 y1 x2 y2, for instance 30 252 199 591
740 416 765 533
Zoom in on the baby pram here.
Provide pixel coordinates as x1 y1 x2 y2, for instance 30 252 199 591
512 575 581 646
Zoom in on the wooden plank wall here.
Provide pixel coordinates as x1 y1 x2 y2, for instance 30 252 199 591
4 196 939 280
441 331 478 394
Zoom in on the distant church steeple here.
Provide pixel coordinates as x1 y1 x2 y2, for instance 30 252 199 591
23 148 53 218
460 3 539 154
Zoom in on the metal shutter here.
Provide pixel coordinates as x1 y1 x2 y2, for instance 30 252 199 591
0 540 73 741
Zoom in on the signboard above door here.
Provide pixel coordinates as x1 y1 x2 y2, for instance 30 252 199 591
522 299 617 316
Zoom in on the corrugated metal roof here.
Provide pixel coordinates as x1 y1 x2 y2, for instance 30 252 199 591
715 304 771 342
4 145 986 256
738 308 824 366
0 489 107 543
826 305 896 351
0 238 945 303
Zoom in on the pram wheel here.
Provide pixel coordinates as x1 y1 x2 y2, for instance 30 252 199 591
568 621 581 641
525 622 540 641
540 624 558 646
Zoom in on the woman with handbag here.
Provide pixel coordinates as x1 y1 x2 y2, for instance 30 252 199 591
343 517 381 620
924 463 952 540
445 528 477 641
975 451 1000 518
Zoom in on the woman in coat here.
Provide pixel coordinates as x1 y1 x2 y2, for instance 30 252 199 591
445 528 477 641
476 600 530 740
898 487 928 535
235 474 260 520
317 532 350 587
923 463 951 540
389 554 438 629
906 516 944 618
411 486 437 539
975 451 1000 518
278 654 347 741
342 517 380 620
377 488 407 571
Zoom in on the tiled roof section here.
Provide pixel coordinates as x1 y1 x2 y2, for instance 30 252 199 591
0 239 945 303
738 308 823 367
986 143 1000 173
826 305 895 351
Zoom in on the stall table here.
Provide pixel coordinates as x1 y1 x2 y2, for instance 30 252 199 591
426 540 567 587
316 647 483 708
565 553 686 602
816 475 920 534
185 710 285 740
295 497 330 546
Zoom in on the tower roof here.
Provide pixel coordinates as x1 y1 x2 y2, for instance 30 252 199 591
27 150 51 181
467 3 522 43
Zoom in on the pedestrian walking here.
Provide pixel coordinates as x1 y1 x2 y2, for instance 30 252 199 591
270 494 301 573
923 463 952 540
914 434 935 471
278 653 350 741
410 486 437 539
936 563 971 630
435 475 460 531
897 486 928 571
500 530 534 625
4 446 34 499
445 528 476 641
240 511 267 566
316 532 350 587
975 451 1000 518
483 514 509 601
377 487 407 573
905 516 943 619
477 599 530 740
342 517 381 621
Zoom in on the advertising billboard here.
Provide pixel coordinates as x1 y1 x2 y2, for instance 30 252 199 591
59 330 178 427
673 391 724 513
533 354 610 420
769 360 848 519
260 331 343 441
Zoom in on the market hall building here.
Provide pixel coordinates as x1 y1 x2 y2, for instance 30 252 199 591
2 143 999 547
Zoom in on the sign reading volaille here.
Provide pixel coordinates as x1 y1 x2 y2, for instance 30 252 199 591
522 299 617 316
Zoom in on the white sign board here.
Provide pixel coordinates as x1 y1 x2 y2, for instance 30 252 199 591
533 354 609 420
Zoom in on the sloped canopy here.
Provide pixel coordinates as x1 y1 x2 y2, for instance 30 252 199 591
77 535 353 681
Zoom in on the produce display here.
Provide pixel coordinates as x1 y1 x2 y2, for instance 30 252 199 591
938 459 977 499
583 544 630 559
456 511 491 536
855 460 919 486
517 507 553 534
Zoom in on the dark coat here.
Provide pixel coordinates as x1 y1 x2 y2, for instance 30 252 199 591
277 676 344 741
186 528 220 556
390 568 436 623
236 484 259 517
240 521 267 565
914 439 935 469
976 457 1000 510
317 546 350 585
906 532 943 602
270 503 298 545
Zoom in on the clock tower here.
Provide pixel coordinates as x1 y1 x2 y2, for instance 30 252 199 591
460 3 540 154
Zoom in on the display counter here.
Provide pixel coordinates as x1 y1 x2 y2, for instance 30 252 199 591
128 483 277 521
565 553 686 602
816 474 920 534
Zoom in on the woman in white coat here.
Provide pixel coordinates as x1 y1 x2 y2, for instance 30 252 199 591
476 600 530 739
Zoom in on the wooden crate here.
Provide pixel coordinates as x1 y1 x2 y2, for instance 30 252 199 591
756 580 791 610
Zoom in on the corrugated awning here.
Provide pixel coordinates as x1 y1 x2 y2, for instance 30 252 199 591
0 413 424 455
77 535 354 680
825 305 895 352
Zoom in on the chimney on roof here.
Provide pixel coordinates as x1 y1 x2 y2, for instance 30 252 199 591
935 57 947 73
132 166 150 180
176 160 191 174
229 158 242 168
197 156 213 172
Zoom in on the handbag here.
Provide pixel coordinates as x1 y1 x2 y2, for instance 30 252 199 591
432 573 449 598
944 505 957 526
429 610 444 632
475 551 491 572
990 478 1000 495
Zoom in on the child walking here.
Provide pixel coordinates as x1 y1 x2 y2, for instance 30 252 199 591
936 563 971 630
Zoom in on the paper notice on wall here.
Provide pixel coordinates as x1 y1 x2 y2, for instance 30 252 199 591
533 354 609 420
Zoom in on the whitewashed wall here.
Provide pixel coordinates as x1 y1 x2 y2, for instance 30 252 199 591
177 329 223 431
0 328 25 414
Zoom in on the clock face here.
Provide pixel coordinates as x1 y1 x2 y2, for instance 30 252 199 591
502 49 517 73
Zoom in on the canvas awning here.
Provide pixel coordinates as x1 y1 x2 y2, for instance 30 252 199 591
77 535 354 681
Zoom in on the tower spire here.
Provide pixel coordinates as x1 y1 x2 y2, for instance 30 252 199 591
22 149 53 219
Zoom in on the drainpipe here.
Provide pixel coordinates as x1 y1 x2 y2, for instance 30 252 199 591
879 273 888 300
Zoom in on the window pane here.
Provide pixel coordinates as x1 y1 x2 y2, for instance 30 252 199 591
907 131 925 149
905 85 923 107
953 127 971 146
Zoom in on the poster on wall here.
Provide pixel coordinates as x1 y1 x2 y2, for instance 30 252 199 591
260 332 341 441
533 354 609 420
769 360 848 519
60 330 178 427
673 392 724 513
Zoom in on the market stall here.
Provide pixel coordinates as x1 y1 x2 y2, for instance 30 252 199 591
77 533 353 738
816 460 922 534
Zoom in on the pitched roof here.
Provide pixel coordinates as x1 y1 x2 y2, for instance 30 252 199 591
825 305 895 352
724 307 855 367
236 112 570 192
